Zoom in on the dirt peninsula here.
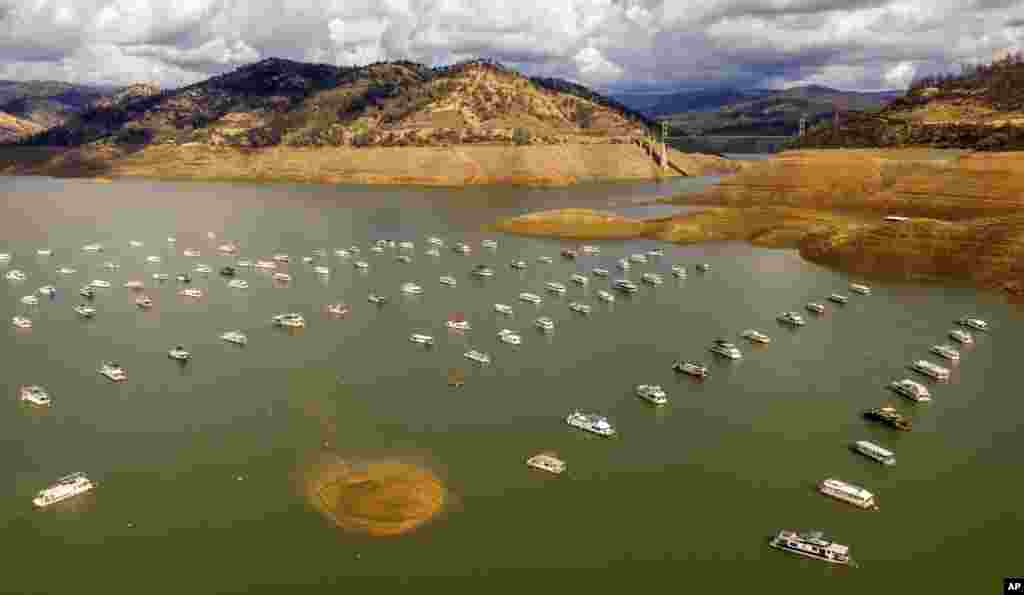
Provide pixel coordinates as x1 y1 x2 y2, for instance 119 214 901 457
494 149 1024 296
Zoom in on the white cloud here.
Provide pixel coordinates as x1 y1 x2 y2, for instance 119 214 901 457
573 46 624 82
884 60 916 88
0 0 1022 92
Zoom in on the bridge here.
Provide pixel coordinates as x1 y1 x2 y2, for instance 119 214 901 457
665 134 796 154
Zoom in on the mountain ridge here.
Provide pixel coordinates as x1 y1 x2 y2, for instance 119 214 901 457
14 57 653 149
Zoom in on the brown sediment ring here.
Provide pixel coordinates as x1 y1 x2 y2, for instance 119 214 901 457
307 461 446 537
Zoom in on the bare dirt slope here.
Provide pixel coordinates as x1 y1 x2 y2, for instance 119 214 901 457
0 142 741 186
493 149 1024 296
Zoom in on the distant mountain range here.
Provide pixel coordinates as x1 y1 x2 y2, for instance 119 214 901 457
612 85 903 136
793 54 1024 151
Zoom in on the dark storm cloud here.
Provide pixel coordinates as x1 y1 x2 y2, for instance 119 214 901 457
704 0 890 21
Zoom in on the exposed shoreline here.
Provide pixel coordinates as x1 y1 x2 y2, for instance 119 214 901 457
0 143 744 187
494 149 1024 297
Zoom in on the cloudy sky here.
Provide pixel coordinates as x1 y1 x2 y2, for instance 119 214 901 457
0 0 1022 92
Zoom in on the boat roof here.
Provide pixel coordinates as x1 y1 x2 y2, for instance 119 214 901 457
855 441 894 457
822 478 873 499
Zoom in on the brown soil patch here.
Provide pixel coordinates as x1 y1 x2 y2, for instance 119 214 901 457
495 149 1024 297
306 459 445 537
0 143 740 186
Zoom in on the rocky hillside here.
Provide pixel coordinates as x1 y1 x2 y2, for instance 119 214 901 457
18 58 650 150
0 111 44 143
0 80 122 139
793 53 1024 150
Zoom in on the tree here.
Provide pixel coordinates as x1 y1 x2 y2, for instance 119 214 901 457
576 103 593 129
512 127 531 145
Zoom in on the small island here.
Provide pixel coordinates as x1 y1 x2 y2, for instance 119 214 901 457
305 459 446 537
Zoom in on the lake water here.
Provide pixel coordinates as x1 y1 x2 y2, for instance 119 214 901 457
1 175 1021 593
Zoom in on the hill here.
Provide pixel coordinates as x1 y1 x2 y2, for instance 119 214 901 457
0 111 44 143
18 58 650 149
0 80 122 137
793 53 1024 150
1 58 742 185
613 85 900 136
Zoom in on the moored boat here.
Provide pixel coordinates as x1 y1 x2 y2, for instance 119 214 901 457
613 279 638 293
446 313 471 331
672 360 708 378
806 302 826 314
592 267 609 277
818 478 878 510
851 441 896 466
888 379 932 402
957 316 988 332
568 301 592 314
596 289 615 303
526 453 566 474
768 530 853 565
220 330 248 345
401 282 423 295
32 473 96 508
73 304 96 318
635 384 668 405
12 316 32 328
778 311 805 326
98 361 127 382
949 329 973 344
535 316 555 332
742 329 771 344
168 345 191 361
497 329 522 345
464 349 491 364
409 333 434 346
519 292 542 304
828 293 849 304
494 303 513 315
863 406 912 430
272 313 305 328
326 303 350 316
849 283 871 295
909 359 950 381
20 385 51 406
565 411 615 436
930 344 961 361
710 339 742 359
